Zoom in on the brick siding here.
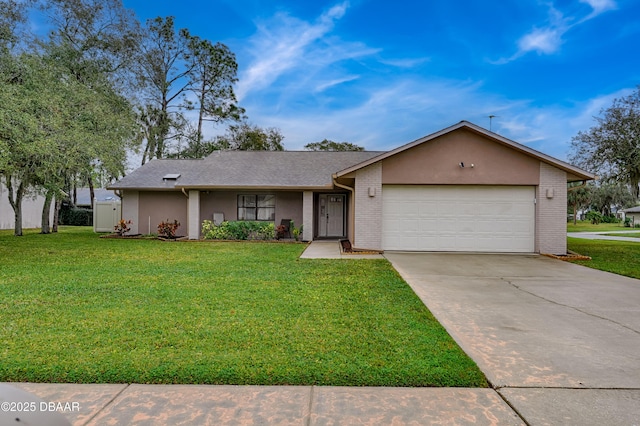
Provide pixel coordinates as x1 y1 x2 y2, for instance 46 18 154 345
354 162 383 250
537 162 567 254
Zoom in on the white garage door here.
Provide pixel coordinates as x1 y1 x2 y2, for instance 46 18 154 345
382 185 535 252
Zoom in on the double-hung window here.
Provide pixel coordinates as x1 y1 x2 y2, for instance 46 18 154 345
237 195 275 221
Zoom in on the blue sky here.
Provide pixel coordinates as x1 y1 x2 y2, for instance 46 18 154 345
123 0 640 160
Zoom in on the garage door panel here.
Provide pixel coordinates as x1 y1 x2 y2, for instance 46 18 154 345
382 185 535 252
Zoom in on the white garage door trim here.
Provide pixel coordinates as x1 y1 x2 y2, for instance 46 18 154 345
382 185 535 252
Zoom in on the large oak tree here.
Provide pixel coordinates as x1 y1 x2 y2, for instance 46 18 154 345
570 87 640 199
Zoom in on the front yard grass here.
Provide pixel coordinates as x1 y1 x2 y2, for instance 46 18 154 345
567 220 626 232
0 227 486 387
568 237 640 279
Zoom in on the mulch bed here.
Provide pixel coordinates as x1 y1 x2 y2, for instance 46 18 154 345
340 239 383 255
100 233 144 239
543 250 591 261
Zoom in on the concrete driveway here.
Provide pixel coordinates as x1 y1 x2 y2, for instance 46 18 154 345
385 253 640 425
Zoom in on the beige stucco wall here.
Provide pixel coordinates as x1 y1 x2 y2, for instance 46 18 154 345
537 163 567 254
121 190 139 234
199 190 303 233
188 190 200 239
138 191 188 236
353 162 383 250
382 128 540 185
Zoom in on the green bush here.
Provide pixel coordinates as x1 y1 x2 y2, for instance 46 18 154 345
601 215 619 224
59 207 92 226
201 220 275 240
585 211 604 224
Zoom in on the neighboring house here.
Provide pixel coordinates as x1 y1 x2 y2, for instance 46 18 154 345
0 180 53 230
622 206 640 225
109 121 595 254
73 188 119 208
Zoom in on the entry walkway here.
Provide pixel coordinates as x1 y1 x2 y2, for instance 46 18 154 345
299 240 384 259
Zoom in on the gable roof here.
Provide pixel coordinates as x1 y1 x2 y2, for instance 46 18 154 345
109 151 382 191
334 121 596 182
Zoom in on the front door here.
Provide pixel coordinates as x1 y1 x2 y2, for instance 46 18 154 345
317 194 346 238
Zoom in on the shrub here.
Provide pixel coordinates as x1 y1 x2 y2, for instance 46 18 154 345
158 219 181 238
585 211 604 224
201 220 275 240
601 215 619 224
59 207 92 226
114 219 132 236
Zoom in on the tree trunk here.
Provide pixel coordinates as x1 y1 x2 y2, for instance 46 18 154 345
6 177 25 236
88 175 95 208
41 189 54 234
196 78 206 148
573 202 578 225
53 198 62 233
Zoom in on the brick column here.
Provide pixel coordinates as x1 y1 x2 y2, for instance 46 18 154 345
354 162 382 250
537 163 567 254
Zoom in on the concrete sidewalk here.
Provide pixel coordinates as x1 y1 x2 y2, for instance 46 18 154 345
568 230 640 242
5 383 523 425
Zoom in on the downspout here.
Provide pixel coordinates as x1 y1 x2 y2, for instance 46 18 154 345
181 188 189 198
332 176 354 194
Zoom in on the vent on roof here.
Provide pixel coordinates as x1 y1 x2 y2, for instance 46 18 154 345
163 173 181 181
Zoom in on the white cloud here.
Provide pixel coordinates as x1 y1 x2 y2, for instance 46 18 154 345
498 0 616 63
517 27 564 55
378 57 431 68
580 0 617 18
235 1 379 100
314 75 360 93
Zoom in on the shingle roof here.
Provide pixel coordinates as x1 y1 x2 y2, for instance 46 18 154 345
109 159 200 190
109 151 382 190
623 206 640 213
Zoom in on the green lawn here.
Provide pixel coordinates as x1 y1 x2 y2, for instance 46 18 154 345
568 237 640 279
0 227 486 387
567 220 627 232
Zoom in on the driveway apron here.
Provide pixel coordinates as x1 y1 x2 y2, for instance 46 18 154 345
385 253 640 425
